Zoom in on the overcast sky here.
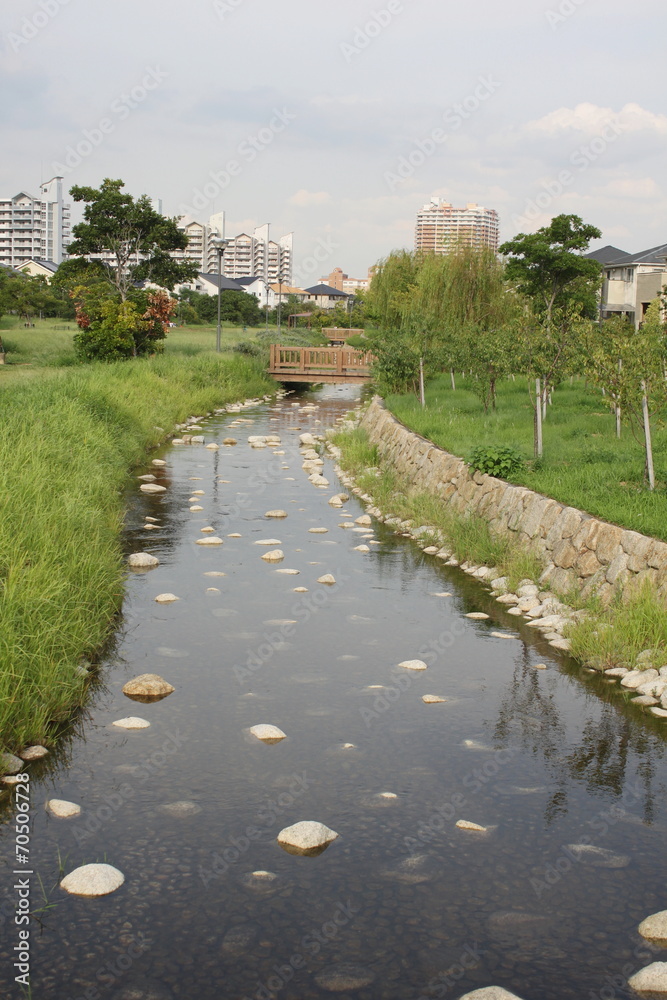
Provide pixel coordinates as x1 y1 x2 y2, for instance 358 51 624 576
1 0 665 279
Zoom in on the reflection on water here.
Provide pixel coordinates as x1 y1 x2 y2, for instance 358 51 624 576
1 384 666 1000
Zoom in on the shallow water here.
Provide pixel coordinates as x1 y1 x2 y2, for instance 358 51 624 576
1 385 666 1000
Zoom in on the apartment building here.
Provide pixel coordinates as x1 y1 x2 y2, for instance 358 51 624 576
319 267 370 295
414 197 499 254
222 226 293 284
0 176 71 268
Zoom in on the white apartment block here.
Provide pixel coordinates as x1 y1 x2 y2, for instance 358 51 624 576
415 197 499 254
0 176 71 268
221 225 293 284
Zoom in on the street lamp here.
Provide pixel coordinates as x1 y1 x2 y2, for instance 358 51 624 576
211 236 229 353
277 272 284 335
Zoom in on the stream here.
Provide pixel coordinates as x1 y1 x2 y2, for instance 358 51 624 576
1 384 666 1000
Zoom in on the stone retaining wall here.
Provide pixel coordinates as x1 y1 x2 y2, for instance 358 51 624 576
360 397 667 605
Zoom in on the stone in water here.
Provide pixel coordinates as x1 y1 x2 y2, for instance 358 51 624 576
277 820 339 856
61 863 125 897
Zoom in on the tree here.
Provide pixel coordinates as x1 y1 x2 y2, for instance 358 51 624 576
68 179 199 300
499 214 602 456
585 304 667 489
72 285 176 361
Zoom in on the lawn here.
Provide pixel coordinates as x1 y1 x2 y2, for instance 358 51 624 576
385 375 667 542
0 315 274 375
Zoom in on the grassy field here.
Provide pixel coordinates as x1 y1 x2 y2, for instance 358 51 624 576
386 375 667 542
0 315 276 375
0 353 274 754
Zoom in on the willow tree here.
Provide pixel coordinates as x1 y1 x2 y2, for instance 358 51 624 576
413 245 518 411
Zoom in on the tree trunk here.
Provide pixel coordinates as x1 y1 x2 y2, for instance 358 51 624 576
419 356 425 407
450 370 456 391
642 383 655 490
490 376 497 410
535 378 543 458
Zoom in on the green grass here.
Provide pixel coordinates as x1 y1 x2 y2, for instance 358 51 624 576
0 353 274 754
333 426 543 591
385 375 667 541
568 582 667 670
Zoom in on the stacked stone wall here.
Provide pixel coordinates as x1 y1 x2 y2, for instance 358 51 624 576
360 398 667 604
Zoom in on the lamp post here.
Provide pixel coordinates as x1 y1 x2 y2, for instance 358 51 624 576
277 273 283 335
211 236 229 353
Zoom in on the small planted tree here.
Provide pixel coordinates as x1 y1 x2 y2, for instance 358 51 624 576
585 302 667 489
500 214 602 456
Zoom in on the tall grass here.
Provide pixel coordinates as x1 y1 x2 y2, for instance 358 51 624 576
0 354 274 753
333 427 543 590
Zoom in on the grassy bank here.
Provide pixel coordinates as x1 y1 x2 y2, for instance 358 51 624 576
0 354 274 753
386 376 667 541
334 425 667 675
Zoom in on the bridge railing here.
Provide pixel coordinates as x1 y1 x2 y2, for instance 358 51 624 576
269 344 373 376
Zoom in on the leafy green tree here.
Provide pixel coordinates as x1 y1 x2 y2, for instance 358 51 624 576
68 179 198 300
585 303 667 489
499 214 602 456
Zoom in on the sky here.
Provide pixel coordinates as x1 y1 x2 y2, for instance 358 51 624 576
1 0 666 281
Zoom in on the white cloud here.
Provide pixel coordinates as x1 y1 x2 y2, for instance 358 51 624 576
526 102 667 136
603 177 662 199
288 189 332 207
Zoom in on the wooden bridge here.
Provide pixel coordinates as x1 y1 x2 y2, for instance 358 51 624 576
268 344 374 384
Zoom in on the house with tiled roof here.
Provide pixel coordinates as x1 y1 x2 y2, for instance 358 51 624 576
586 243 667 327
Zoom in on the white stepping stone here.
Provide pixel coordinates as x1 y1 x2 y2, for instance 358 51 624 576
254 538 282 545
122 674 174 698
398 659 428 671
262 549 284 562
196 537 224 545
140 483 166 494
128 552 159 569
277 821 338 855
466 612 490 620
112 717 150 729
46 799 81 818
249 724 287 742
317 574 336 585
61 864 125 897
155 593 179 603
422 695 446 704
20 745 49 760
265 510 288 518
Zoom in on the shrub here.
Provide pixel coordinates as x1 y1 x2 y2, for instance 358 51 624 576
469 445 525 479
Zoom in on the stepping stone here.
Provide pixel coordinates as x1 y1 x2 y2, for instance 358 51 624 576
422 695 446 704
639 910 667 943
354 545 370 552
122 674 174 701
249 724 287 743
196 537 224 545
262 549 284 562
491 632 519 640
228 533 242 538
466 612 490 620
294 587 308 592
265 510 288 518
20 745 49 761
151 460 166 467
112 717 151 729
223 438 237 445
309 528 328 534
317 574 336 585
1 753 25 775
190 505 204 512
398 659 428 671
627 963 667 994
45 799 81 818
456 819 489 832
355 515 371 526
457 989 527 1000
200 526 216 533
61 864 125 897
254 538 282 545
204 571 226 577
277 821 339 856
155 593 179 603
128 552 159 569
144 516 159 523
140 484 166 494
